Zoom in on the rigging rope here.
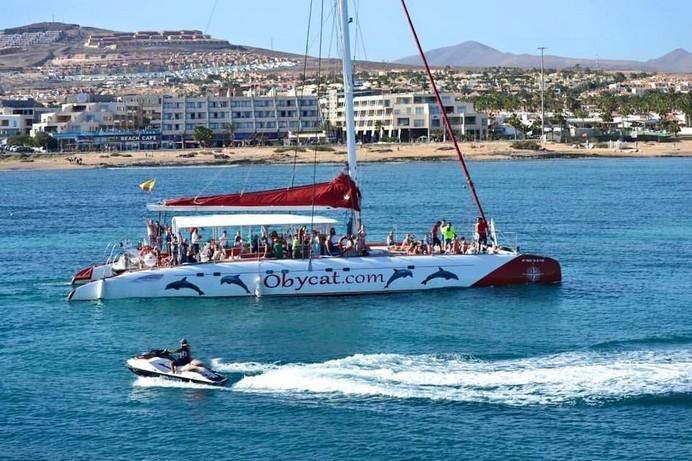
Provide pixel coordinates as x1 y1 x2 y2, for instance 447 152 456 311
309 0 325 236
290 0 315 188
400 0 488 222
308 0 325 268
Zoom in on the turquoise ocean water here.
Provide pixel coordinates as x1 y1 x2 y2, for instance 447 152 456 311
2 158 692 460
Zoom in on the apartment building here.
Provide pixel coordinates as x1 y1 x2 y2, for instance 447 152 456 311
160 94 321 147
31 94 159 132
323 91 488 142
0 99 40 136
29 96 163 150
0 114 23 137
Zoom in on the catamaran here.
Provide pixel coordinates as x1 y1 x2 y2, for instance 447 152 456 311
68 0 561 301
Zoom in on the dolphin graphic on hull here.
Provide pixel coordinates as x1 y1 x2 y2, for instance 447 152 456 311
384 268 413 288
421 267 459 285
220 274 251 294
165 277 204 296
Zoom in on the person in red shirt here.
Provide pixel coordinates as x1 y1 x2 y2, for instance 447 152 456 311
474 217 488 252
431 221 442 253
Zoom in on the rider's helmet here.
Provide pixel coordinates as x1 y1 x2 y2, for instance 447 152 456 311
180 338 188 345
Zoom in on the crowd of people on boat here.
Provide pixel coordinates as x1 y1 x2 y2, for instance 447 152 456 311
137 216 493 268
387 217 491 255
140 219 369 268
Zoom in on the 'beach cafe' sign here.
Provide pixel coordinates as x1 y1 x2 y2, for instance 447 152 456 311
118 133 160 143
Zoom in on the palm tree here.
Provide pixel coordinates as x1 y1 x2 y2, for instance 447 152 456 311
551 111 567 142
374 120 383 142
193 125 213 147
508 113 524 140
223 122 235 147
677 93 692 127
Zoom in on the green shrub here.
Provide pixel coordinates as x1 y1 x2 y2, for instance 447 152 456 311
274 147 307 153
510 140 542 150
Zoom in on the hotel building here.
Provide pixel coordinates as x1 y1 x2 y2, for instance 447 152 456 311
160 94 321 147
323 91 488 142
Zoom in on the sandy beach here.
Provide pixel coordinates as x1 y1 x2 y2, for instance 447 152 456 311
1 139 691 171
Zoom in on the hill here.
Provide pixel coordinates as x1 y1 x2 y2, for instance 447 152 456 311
395 41 692 73
0 22 244 71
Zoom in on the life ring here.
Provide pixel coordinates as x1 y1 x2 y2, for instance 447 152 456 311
143 252 158 268
338 236 354 251
138 246 158 267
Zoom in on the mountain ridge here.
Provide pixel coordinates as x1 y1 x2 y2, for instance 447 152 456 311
395 41 692 73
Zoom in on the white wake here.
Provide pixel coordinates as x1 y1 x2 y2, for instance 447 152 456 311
215 348 692 406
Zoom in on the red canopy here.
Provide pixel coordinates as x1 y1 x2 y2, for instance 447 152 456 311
156 173 361 211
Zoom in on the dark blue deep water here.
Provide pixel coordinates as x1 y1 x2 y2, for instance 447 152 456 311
2 158 692 460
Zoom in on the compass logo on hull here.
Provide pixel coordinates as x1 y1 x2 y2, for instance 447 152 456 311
524 266 543 283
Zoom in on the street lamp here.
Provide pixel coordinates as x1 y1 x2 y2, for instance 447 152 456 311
538 47 546 142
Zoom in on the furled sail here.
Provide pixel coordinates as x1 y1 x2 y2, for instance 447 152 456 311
147 173 361 212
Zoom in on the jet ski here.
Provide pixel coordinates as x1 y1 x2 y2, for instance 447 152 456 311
126 349 227 386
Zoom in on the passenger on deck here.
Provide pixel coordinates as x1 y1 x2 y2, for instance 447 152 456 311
355 225 367 256
311 231 322 257
407 239 418 255
459 236 470 254
401 233 413 251
292 234 301 259
234 231 242 247
431 221 442 253
169 235 179 266
474 217 488 252
219 231 228 249
190 228 201 255
199 242 212 263
322 234 332 256
441 221 456 253
178 239 189 264
146 219 158 246
386 231 396 248
212 243 224 262
164 228 173 255
422 236 432 255
329 228 339 254
272 237 284 259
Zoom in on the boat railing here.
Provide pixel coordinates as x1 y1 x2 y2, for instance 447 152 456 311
494 231 518 253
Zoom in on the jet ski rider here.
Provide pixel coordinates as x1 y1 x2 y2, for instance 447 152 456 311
171 338 192 374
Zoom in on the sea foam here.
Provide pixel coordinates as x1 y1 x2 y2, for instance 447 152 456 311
216 348 692 406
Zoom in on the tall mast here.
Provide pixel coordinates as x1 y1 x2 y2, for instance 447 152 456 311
400 0 487 223
337 0 360 232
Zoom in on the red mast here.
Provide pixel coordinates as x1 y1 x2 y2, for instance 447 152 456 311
400 0 487 222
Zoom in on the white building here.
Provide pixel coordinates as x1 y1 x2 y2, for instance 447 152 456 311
160 94 321 147
31 102 130 136
323 90 488 142
0 99 40 135
31 95 162 137
0 114 24 137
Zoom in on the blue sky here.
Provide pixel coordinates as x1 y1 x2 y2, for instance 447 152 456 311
2 0 690 62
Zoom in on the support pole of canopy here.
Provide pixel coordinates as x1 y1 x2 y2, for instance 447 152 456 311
337 0 360 232
400 0 487 223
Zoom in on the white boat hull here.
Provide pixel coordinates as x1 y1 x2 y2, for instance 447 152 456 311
69 253 561 301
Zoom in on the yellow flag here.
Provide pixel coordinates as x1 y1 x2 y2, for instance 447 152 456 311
139 178 156 192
